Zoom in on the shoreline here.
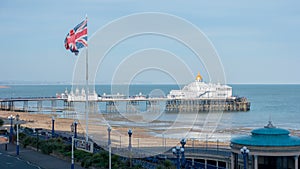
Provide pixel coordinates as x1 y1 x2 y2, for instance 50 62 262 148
0 111 230 148
1 110 300 151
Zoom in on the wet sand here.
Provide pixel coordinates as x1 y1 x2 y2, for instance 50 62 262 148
0 111 82 133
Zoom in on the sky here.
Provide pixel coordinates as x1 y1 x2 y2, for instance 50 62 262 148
0 0 300 84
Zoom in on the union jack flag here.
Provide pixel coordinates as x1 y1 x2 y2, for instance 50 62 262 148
64 18 88 55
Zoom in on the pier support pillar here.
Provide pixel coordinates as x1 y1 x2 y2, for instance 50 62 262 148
147 100 160 113
64 101 74 110
1 102 5 110
51 100 57 112
89 101 98 113
106 101 117 113
9 101 14 111
23 101 28 112
37 101 42 112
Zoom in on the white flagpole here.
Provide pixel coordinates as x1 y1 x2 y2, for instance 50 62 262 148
85 15 89 143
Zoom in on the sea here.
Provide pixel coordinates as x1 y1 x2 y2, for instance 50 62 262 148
1 84 300 135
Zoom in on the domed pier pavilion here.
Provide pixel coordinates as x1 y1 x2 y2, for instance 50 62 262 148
230 121 300 169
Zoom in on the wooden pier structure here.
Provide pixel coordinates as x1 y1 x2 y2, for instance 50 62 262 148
0 96 250 113
0 97 66 112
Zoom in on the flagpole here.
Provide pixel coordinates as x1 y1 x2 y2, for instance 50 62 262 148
85 15 89 143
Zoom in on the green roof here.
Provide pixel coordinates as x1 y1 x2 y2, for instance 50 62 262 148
231 122 300 147
251 127 290 135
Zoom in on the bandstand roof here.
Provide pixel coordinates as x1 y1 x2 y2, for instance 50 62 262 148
231 121 300 147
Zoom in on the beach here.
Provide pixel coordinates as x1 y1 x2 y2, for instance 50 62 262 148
0 110 230 150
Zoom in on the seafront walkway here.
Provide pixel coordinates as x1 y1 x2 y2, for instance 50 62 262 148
0 143 85 169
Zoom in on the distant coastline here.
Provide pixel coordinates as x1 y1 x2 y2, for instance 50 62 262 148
0 85 9 88
0 81 300 86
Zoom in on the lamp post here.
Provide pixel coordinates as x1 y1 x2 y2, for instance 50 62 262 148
172 145 184 169
16 114 19 155
128 129 133 168
71 135 74 169
71 123 74 133
35 128 42 151
51 116 55 138
71 120 78 138
107 127 111 169
240 146 250 169
8 115 14 143
70 121 77 169
180 138 186 166
74 120 77 138
128 129 132 151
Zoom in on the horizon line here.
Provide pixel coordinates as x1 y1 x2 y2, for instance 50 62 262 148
1 81 300 86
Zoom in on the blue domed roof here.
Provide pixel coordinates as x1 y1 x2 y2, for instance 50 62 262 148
231 122 300 147
251 127 289 135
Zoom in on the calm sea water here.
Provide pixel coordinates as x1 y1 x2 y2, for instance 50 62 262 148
1 84 300 130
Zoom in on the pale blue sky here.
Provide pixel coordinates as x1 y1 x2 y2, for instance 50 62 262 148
0 0 300 84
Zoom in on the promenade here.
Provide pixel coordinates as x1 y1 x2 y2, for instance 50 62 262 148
0 143 85 169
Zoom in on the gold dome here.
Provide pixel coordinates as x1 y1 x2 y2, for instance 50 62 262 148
196 72 202 81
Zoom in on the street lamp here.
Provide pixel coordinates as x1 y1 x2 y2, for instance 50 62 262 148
71 135 74 169
240 146 250 169
74 120 77 138
172 145 184 169
8 115 15 143
16 114 20 155
180 138 186 166
51 116 55 138
128 129 133 168
35 128 42 151
107 127 112 169
71 123 74 132
70 120 78 138
128 129 132 151
71 121 77 169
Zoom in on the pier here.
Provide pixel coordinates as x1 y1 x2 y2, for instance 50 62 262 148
0 97 67 112
0 73 251 113
0 95 250 113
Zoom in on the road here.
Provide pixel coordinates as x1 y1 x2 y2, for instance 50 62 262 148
0 152 40 169
0 143 85 169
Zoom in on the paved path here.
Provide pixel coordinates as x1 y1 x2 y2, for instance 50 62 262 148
0 143 85 169
0 151 40 169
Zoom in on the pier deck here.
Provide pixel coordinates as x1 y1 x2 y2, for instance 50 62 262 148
0 95 250 113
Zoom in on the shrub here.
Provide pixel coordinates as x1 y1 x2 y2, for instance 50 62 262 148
163 159 175 169
40 141 53 155
22 136 33 148
81 156 92 168
74 149 92 162
0 119 4 127
19 133 26 140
